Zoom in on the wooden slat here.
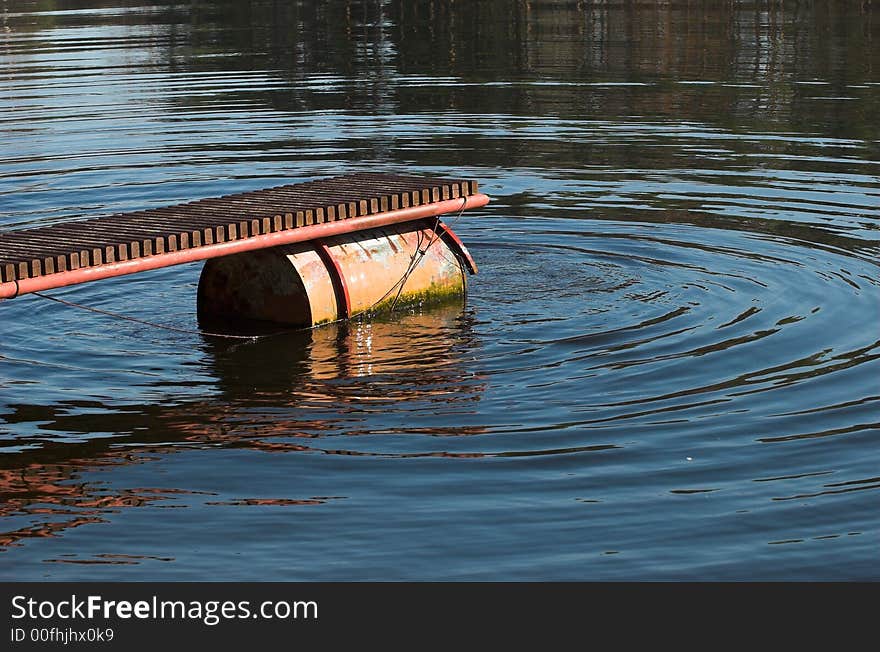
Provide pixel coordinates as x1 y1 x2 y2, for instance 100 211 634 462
0 173 480 282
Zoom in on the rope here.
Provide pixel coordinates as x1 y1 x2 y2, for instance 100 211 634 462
30 196 472 338
349 196 468 319
31 291 271 340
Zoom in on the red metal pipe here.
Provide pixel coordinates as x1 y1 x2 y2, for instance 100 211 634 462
0 193 490 300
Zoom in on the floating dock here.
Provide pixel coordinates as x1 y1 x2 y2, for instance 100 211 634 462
0 173 490 326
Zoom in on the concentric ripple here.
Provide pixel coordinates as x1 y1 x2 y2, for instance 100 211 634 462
1 1 878 580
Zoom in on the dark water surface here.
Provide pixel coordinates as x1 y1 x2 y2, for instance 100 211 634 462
1 1 878 580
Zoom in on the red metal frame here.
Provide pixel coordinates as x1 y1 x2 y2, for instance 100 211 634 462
313 240 352 320
0 194 489 300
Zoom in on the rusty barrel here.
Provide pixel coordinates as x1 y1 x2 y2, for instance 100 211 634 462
197 219 477 327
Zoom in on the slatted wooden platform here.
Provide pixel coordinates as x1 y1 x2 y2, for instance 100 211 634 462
0 173 479 283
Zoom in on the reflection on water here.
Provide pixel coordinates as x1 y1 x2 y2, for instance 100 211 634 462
0 303 489 553
0 1 878 579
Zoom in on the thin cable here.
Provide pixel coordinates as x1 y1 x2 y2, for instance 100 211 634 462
31 291 274 340
349 196 468 319
387 200 467 311
390 197 470 309
389 219 441 311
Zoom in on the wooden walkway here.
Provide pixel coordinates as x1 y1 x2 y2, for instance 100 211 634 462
0 173 479 284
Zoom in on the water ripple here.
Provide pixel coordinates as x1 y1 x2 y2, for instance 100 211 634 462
1 0 878 580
